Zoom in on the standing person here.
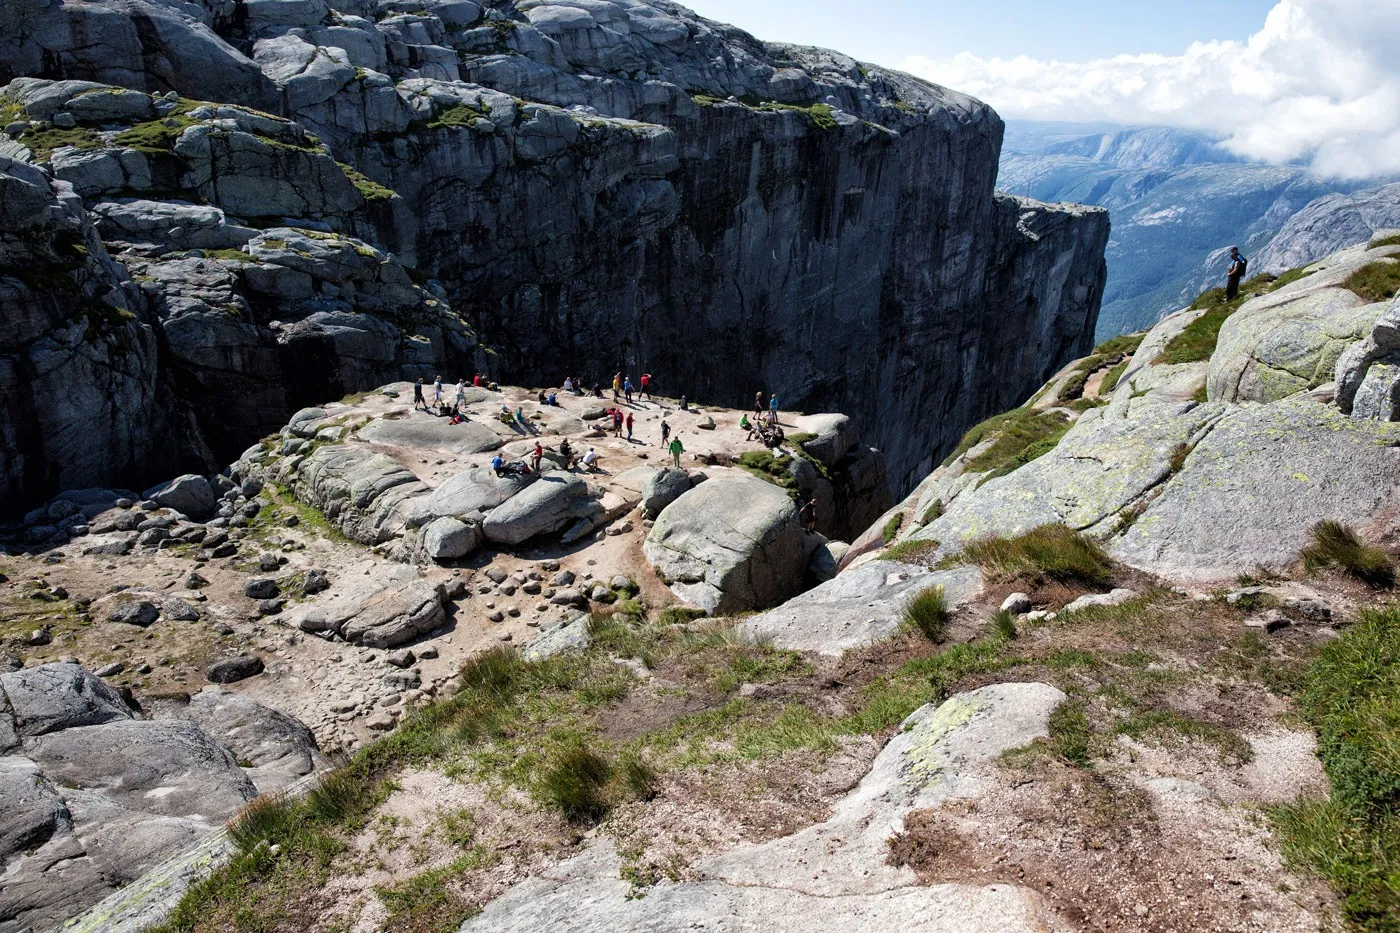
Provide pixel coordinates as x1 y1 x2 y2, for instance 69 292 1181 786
754 391 764 415
624 376 634 404
769 395 779 426
668 435 684 469
613 409 624 437
455 378 466 407
413 377 426 411
799 497 817 533
612 372 622 401
1225 247 1248 301
660 420 670 446
433 375 443 406
532 441 543 475
640 372 652 400
626 412 634 441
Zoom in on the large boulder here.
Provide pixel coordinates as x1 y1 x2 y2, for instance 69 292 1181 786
790 413 858 467
152 687 328 795
339 581 447 648
142 474 217 519
420 515 482 561
357 414 503 455
640 467 691 517
459 683 1068 933
644 475 818 614
292 446 430 544
409 466 532 526
0 663 132 739
738 562 983 657
482 473 596 546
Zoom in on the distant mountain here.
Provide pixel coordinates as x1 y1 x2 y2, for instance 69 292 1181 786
999 121 1387 337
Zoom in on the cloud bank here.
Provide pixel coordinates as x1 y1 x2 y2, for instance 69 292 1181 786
900 0 1400 179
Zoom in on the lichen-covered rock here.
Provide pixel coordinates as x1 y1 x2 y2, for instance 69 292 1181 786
644 474 817 614
482 473 595 546
0 663 132 738
640 467 690 517
420 515 481 561
1352 355 1400 421
291 445 429 544
738 561 982 656
339 581 446 648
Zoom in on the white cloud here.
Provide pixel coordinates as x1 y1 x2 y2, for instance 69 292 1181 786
900 0 1400 179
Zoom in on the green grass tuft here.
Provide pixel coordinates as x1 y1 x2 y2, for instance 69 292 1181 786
903 585 950 642
1272 604 1400 929
336 162 398 202
956 524 1114 588
1342 261 1400 304
882 512 904 544
1160 267 1315 365
1301 521 1396 589
533 744 615 822
943 407 1072 476
737 450 800 494
881 539 941 565
1368 234 1400 250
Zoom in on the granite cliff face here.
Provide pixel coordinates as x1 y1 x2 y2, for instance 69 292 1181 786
0 0 1108 512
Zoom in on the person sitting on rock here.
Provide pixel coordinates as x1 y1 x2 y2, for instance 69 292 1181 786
473 373 482 388
564 377 574 393
492 453 506 475
560 438 576 469
538 390 547 405
679 395 689 411
548 392 558 407
498 405 513 425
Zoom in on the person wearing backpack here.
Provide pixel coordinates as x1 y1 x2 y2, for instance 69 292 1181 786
1226 247 1248 301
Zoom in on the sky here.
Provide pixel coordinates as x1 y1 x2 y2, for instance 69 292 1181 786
680 0 1400 179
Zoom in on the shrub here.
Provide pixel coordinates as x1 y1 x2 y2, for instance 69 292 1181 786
534 745 614 822
1300 520 1396 588
903 585 950 641
1342 261 1400 304
882 512 904 544
1273 605 1400 928
958 524 1114 588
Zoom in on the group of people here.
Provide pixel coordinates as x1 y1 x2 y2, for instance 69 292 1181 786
611 372 653 404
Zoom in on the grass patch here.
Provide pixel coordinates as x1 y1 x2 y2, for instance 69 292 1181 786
881 539 941 565
943 406 1072 476
533 744 614 822
1160 267 1314 365
16 124 102 160
921 500 944 525
903 585 950 641
882 512 904 544
1368 234 1400 250
1059 333 1145 400
737 450 799 495
1273 604 1400 929
112 113 197 153
1342 261 1400 304
1301 521 1396 589
955 524 1113 589
336 162 398 202
375 852 492 932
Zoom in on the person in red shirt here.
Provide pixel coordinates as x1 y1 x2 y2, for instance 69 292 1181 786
532 441 543 474
472 373 481 387
640 373 652 400
626 412 634 441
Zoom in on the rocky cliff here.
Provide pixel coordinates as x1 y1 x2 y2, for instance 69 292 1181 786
0 0 1107 514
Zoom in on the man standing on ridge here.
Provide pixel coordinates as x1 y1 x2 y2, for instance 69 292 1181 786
669 434 684 469
1225 247 1248 301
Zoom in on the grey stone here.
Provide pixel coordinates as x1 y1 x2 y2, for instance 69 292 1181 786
205 656 265 684
1061 589 1138 614
161 597 200 622
244 578 280 600
421 516 482 561
108 601 160 627
142 474 217 520
1001 592 1033 614
340 582 446 648
483 473 595 546
738 562 983 657
385 649 415 668
522 618 591 660
302 568 331 595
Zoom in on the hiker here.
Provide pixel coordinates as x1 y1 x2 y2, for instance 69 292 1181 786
582 447 599 473
560 438 576 470
433 375 443 406
1226 247 1248 301
679 395 688 411
593 384 604 399
532 441 544 475
538 390 547 405
515 407 528 430
660 420 670 445
640 372 652 399
563 377 573 394
473 373 482 388
613 408 624 437
740 413 752 438
769 394 778 418
413 377 426 411
626 412 634 441
754 391 764 415
624 376 634 404
612 372 622 401
548 392 558 407
799 497 817 533
455 378 466 406
668 435 684 469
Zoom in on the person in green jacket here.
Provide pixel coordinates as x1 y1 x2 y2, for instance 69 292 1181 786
669 436 684 468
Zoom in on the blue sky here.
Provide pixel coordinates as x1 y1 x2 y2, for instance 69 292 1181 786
680 0 1400 179
680 0 1278 66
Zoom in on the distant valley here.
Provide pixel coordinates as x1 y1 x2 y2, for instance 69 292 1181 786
1000 121 1400 337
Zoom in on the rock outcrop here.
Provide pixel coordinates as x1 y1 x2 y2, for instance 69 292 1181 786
1 0 1108 516
0 663 324 933
1254 182 1400 275
861 238 1400 583
458 682 1070 933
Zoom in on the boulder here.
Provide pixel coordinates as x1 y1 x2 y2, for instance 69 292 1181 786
640 467 691 517
522 618 591 661
790 413 858 467
806 539 849 583
412 467 531 525
141 474 217 519
339 582 446 648
152 687 328 794
205 656 265 684
738 562 983 656
421 516 482 561
644 475 818 614
483 474 596 546
108 600 160 626
0 663 132 738
358 416 503 455
1352 355 1400 421
24 718 258 819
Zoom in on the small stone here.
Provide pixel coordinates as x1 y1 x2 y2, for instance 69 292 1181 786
366 712 395 731
28 628 52 646
258 553 280 572
283 515 300 527
1245 609 1290 633
417 646 439 660
108 601 160 627
507 606 520 617
485 567 508 583
552 570 576 587
94 661 125 677
386 649 415 668
1001 593 1033 614
245 578 280 600
499 583 517 596
206 655 265 683
523 581 542 595
185 571 210 589
609 575 636 593
302 568 330 595
540 559 560 572
135 662 152 675
162 596 200 622
489 610 505 623
498 632 513 642
258 598 285 616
